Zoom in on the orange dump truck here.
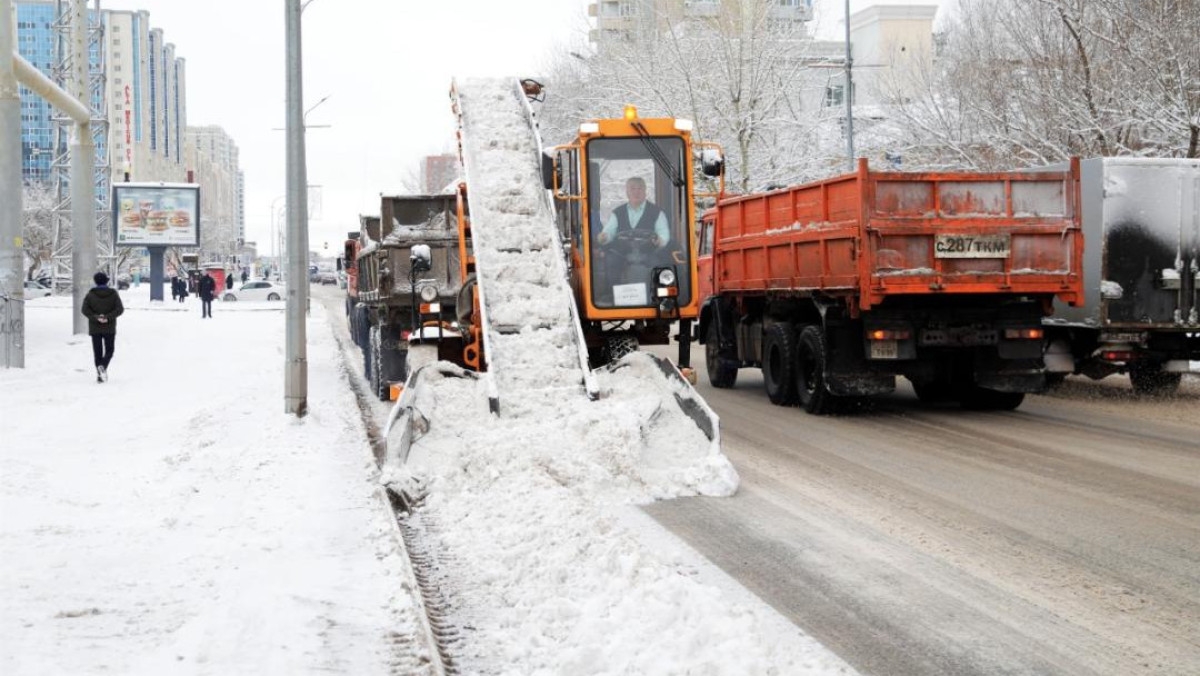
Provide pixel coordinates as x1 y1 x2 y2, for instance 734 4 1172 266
696 158 1084 413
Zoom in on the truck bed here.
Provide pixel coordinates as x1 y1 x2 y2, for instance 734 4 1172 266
713 159 1084 311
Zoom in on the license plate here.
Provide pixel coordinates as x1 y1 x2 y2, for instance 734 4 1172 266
934 234 1011 258
870 339 898 359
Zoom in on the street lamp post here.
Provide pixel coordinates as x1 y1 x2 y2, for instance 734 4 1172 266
284 0 310 416
843 0 855 172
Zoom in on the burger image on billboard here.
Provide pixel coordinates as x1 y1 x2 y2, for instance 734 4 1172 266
170 210 191 228
147 211 169 232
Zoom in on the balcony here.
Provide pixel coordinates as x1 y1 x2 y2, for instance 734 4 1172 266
770 0 813 22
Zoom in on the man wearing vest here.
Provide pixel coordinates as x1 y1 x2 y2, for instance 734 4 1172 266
596 177 671 301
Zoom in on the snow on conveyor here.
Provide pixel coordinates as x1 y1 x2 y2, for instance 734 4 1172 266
454 78 585 414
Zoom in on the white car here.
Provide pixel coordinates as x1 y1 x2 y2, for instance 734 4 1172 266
223 280 285 302
24 280 52 298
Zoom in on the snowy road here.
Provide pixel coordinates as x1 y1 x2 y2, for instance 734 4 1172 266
644 355 1200 676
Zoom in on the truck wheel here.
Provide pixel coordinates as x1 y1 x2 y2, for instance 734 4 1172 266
763 323 798 405
795 325 837 415
961 387 1025 411
705 321 738 388
369 326 388 401
1129 361 1182 395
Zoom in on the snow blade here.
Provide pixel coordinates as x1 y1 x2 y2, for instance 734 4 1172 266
605 352 722 453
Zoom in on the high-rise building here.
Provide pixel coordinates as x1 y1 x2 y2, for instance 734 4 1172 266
185 125 243 258
102 8 186 185
15 0 105 184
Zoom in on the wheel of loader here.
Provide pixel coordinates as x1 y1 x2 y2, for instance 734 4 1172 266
1129 361 1182 395
369 326 388 401
795 325 839 415
603 335 639 364
705 320 738 388
763 323 798 405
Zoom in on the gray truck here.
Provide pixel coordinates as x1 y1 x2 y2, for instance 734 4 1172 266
349 194 465 400
1043 158 1200 393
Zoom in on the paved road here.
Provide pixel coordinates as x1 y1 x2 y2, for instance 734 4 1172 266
644 354 1200 676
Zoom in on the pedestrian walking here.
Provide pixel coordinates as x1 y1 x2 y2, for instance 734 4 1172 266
199 271 216 318
81 271 124 383
241 268 249 284
178 277 189 303
171 275 180 301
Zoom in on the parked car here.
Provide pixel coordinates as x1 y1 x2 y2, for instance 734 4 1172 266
223 280 285 302
24 280 52 298
317 271 338 285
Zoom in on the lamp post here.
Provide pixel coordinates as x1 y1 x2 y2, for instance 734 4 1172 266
843 0 855 171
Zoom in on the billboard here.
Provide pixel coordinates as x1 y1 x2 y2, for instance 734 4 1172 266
112 183 201 247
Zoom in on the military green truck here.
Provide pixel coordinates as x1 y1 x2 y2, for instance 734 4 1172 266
349 194 464 400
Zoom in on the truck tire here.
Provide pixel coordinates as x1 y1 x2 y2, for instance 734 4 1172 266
369 326 388 401
1129 361 1182 395
763 323 798 405
705 320 738 388
795 325 838 415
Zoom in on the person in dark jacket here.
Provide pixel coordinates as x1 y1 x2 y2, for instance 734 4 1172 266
81 271 125 383
171 275 180 301
198 271 216 318
177 277 189 303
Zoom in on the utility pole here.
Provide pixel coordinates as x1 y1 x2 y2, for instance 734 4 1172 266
1 0 23 367
843 0 855 172
284 0 309 416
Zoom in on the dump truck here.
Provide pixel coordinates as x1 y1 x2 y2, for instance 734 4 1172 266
696 158 1085 413
347 196 465 400
1041 157 1200 393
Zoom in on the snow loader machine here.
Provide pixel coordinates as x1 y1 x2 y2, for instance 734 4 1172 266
385 78 726 464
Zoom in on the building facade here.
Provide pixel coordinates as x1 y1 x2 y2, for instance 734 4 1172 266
185 125 244 261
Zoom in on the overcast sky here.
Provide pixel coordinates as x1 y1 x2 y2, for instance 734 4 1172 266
95 0 939 259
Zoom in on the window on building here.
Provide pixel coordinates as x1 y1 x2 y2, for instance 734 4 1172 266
114 78 122 84
825 84 843 107
114 65 121 72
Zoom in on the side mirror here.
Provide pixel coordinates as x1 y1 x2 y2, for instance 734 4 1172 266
700 148 725 178
410 244 432 274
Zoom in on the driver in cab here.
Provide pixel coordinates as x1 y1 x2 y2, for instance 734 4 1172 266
597 177 670 253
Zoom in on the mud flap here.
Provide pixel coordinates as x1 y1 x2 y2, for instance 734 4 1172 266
826 372 895 397
975 371 1044 393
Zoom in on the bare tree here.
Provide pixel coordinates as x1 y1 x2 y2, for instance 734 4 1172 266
879 0 1200 170
20 184 57 281
540 0 848 192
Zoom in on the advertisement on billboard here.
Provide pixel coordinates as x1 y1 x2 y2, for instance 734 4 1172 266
112 183 201 247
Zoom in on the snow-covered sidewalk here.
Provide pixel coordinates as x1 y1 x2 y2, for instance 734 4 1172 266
1 293 434 674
